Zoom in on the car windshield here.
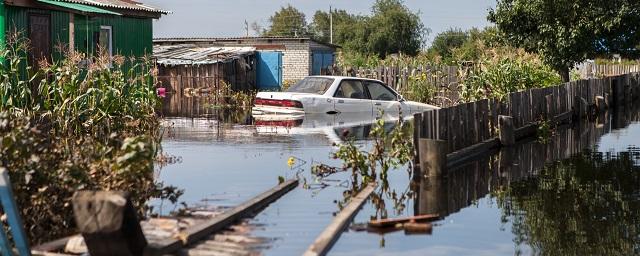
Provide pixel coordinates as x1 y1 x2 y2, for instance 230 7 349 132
286 77 334 94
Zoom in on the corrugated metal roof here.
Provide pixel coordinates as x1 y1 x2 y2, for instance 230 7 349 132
154 44 256 66
54 0 169 14
153 37 341 49
38 0 122 15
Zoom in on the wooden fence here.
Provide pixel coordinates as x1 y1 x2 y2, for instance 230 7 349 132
579 63 640 78
158 75 230 118
415 105 640 218
415 72 640 158
327 65 463 107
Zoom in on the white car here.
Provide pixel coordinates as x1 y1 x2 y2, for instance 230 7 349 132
251 76 439 117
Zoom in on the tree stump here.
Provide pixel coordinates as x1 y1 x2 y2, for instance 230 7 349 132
72 191 147 256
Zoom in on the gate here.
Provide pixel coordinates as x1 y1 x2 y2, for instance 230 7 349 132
256 51 282 90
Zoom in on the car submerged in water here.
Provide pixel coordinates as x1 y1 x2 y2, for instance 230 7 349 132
251 76 439 118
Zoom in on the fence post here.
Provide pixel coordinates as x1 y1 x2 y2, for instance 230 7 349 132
418 139 448 177
498 115 515 146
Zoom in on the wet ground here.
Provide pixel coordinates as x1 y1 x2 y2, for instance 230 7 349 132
157 97 640 255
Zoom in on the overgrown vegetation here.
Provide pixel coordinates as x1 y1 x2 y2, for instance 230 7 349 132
458 47 562 102
0 35 179 243
257 0 426 58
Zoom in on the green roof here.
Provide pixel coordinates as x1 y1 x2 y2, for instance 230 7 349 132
37 0 122 15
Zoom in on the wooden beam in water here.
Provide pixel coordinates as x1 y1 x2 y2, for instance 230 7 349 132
146 179 299 255
304 182 377 256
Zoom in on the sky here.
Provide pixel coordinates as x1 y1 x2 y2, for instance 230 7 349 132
144 0 496 46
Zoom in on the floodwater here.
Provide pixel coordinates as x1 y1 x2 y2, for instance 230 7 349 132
158 94 640 256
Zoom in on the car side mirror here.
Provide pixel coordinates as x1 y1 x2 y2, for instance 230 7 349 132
398 94 406 102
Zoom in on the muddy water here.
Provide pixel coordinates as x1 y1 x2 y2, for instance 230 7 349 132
158 95 640 255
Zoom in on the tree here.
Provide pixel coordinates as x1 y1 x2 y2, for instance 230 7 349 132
366 0 426 57
309 9 359 44
488 0 640 82
429 28 469 62
262 5 308 37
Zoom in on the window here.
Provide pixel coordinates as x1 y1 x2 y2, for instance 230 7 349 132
99 26 112 58
334 80 368 99
286 77 334 94
366 81 397 101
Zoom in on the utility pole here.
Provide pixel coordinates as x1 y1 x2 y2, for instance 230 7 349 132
244 20 249 37
329 6 333 44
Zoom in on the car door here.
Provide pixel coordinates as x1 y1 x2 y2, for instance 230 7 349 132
333 79 373 114
365 81 407 116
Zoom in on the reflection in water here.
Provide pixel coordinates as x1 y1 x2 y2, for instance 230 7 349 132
500 150 640 255
330 103 640 255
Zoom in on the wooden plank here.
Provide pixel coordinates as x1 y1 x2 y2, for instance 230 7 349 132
413 113 422 165
32 236 76 252
446 138 501 168
438 108 449 141
147 179 299 255
304 183 377 256
368 214 440 228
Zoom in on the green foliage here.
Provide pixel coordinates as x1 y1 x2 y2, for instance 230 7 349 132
262 5 308 37
363 0 426 57
458 48 562 102
429 28 468 63
0 37 178 243
488 0 640 81
266 0 426 58
309 9 361 44
332 114 413 184
403 72 440 103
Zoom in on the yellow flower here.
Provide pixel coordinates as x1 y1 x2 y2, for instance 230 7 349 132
287 157 295 168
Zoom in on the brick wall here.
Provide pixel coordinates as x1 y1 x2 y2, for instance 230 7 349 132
281 42 310 81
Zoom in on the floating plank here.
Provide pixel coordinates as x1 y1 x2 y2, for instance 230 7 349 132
304 182 377 256
147 179 299 255
368 214 440 228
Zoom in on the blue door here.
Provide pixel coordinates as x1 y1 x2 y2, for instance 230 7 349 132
312 52 334 75
257 51 282 90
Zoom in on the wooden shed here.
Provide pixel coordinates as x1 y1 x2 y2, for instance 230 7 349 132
153 44 257 92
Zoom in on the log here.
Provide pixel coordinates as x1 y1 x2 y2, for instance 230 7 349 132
498 115 515 146
367 214 440 228
71 191 147 256
418 139 449 177
403 222 433 234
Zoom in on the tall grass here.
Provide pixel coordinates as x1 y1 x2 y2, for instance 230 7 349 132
0 35 178 243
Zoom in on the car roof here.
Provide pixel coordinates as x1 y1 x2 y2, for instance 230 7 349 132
306 75 384 83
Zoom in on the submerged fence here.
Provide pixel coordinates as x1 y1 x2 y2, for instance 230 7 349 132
414 72 640 162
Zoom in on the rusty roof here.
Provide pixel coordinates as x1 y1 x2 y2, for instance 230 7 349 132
56 0 169 14
154 44 256 66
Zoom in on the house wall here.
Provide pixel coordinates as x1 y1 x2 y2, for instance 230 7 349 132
6 6 69 61
280 41 310 82
6 5 152 62
74 14 152 58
